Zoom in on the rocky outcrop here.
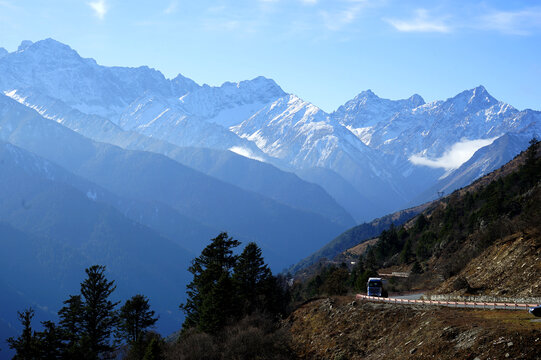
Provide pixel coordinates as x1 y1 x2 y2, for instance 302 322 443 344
287 297 541 359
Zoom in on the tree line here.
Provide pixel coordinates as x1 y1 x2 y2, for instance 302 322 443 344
7 265 158 359
6 233 292 359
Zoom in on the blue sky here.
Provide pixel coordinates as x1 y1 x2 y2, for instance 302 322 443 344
0 0 540 112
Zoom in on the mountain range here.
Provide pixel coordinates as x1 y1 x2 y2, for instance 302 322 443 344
0 38 539 350
2 39 539 221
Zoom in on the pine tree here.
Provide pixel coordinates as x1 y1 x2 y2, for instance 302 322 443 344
118 294 158 359
399 237 413 264
6 308 40 359
413 214 429 233
524 137 540 186
232 242 273 314
321 267 349 295
37 321 63 359
118 294 158 344
411 260 423 274
364 246 377 271
180 232 240 334
142 337 163 360
58 295 84 358
79 265 119 359
198 272 235 333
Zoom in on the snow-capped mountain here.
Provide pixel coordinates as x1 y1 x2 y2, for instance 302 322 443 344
333 89 425 143
0 39 189 121
0 38 539 223
177 76 285 125
0 93 351 269
0 39 286 159
118 93 268 156
232 95 404 206
2 85 353 228
332 86 525 157
115 76 285 152
331 86 539 201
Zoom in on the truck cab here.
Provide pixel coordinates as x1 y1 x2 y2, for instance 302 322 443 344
367 277 383 297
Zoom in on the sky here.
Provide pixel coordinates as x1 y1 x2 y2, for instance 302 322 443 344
0 0 540 112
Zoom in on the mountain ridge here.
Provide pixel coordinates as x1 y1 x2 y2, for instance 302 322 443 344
1 37 539 223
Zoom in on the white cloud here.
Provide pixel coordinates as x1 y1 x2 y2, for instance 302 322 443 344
478 7 541 35
385 8 451 33
164 1 178 15
88 0 108 20
409 137 499 170
321 2 366 31
300 0 318 5
203 18 244 32
229 147 265 162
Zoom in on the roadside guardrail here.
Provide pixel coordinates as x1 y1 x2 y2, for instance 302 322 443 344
355 294 539 311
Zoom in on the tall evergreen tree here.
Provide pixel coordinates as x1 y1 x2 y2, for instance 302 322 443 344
37 321 63 359
118 294 158 344
58 295 84 358
524 137 540 186
232 242 273 314
142 337 163 360
118 294 158 359
79 265 119 359
180 232 240 333
198 272 236 333
6 308 40 359
400 237 413 264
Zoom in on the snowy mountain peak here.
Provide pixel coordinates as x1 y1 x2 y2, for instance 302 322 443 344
9 38 95 68
449 85 497 109
171 73 200 95
408 93 425 107
349 89 425 109
17 40 33 52
173 76 286 123
332 90 426 130
24 38 81 57
230 76 284 98
265 94 327 122
357 89 377 98
0 47 8 59
470 85 494 101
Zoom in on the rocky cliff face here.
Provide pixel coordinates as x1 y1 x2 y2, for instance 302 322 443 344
434 228 541 298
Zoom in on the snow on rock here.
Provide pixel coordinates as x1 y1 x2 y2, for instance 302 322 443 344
86 190 98 201
232 94 404 207
17 40 33 52
177 76 285 124
0 39 192 122
332 86 530 164
1 38 539 216
118 93 268 156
